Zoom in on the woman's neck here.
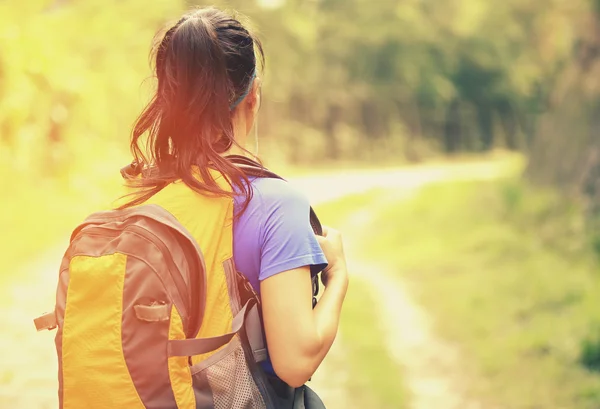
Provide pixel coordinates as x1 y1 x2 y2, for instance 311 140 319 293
226 108 257 158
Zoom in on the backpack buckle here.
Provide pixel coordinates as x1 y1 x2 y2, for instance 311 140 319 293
236 271 260 305
242 279 259 303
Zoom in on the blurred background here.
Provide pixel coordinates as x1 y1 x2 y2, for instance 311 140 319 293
2 0 600 408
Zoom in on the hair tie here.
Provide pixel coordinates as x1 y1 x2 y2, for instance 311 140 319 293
230 71 256 110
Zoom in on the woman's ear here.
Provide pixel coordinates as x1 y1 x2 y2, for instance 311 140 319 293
248 77 261 113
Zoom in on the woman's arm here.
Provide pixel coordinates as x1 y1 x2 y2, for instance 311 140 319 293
260 227 348 388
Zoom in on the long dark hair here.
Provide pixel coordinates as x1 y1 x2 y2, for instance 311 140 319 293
119 7 265 210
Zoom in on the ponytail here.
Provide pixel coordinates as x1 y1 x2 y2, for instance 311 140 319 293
119 7 265 214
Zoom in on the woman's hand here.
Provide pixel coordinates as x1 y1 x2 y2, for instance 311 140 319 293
316 226 348 287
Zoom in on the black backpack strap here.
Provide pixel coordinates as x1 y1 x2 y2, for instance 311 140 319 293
227 155 323 236
226 155 323 307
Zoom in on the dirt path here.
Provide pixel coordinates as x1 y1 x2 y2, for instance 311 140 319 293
0 244 65 408
297 164 506 409
308 185 487 409
365 262 483 409
0 161 506 408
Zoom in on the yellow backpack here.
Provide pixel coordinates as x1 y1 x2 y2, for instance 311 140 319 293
34 156 324 409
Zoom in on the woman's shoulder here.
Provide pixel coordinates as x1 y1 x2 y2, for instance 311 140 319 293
249 177 310 210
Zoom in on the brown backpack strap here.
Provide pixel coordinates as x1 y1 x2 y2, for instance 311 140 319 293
167 299 258 357
34 311 58 331
120 161 142 180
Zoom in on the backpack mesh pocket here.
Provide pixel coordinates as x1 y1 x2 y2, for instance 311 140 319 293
194 336 266 409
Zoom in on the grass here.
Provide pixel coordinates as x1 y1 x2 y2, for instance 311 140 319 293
337 278 406 408
340 177 600 408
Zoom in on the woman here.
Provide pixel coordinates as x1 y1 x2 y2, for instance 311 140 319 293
124 6 349 396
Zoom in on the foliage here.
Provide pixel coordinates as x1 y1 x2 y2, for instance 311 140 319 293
1 0 595 173
1 0 598 210
581 328 600 373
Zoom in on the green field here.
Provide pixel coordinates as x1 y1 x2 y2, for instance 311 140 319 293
317 177 600 408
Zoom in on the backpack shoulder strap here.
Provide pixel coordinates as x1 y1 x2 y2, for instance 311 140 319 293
120 157 323 236
226 155 324 311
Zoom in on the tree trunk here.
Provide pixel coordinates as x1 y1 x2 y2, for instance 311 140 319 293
443 99 461 153
476 103 494 151
324 104 341 159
